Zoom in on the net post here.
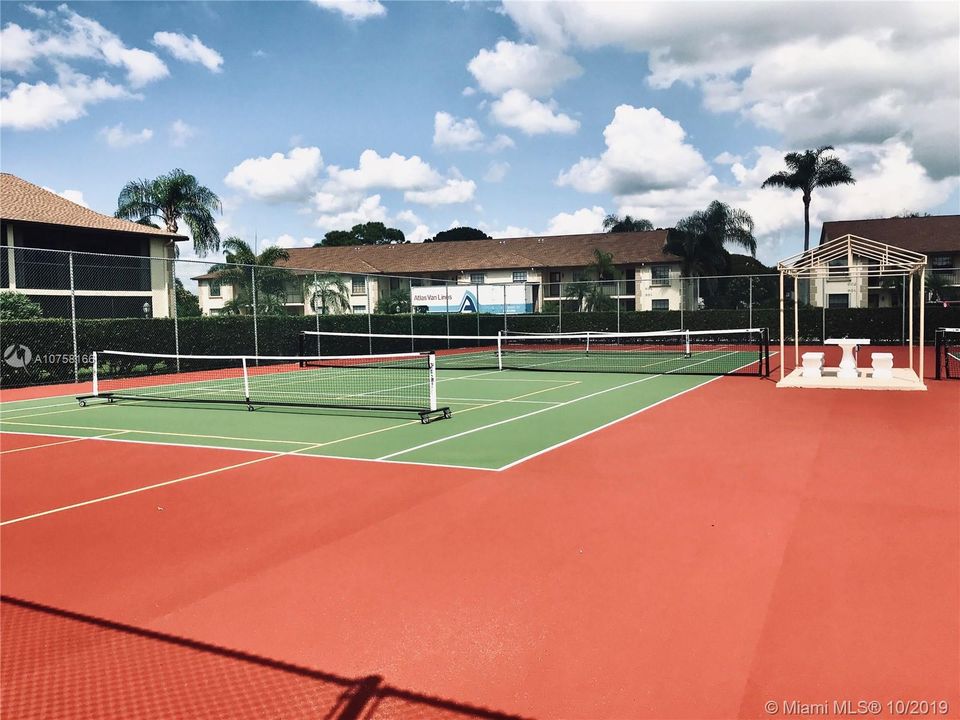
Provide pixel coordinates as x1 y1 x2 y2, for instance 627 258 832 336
497 332 503 371
684 329 691 358
298 332 305 366
241 357 250 404
428 352 438 411
935 328 941 380
91 351 99 397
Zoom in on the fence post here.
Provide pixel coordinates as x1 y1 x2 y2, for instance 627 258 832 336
251 265 259 361
68 251 79 383
475 284 480 337
558 284 563 333
445 283 450 347
366 276 372 354
748 275 753 330
616 279 621 333
171 253 180 371
503 284 507 332
679 277 684 330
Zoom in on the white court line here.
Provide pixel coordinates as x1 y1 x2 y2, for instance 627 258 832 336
496 352 774 471
0 430 130 455
1 400 81 414
378 348 747 461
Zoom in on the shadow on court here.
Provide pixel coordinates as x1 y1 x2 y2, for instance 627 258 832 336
1 596 532 720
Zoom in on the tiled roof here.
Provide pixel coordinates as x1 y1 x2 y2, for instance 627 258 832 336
819 215 960 254
272 230 676 276
0 173 185 240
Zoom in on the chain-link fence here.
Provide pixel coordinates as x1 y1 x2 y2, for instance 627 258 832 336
2 245 958 387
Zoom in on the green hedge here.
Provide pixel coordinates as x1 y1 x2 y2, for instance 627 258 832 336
2 305 958 388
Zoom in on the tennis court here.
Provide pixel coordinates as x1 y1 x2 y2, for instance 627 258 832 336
2 338 958 719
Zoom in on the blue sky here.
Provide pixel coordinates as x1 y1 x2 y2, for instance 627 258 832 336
2 0 958 275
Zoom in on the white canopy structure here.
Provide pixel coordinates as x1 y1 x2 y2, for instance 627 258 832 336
777 234 928 389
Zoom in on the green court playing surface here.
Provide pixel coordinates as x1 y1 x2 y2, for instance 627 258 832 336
0 368 730 470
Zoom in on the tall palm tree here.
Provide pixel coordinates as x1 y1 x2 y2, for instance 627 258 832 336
116 169 222 255
588 248 616 281
761 146 855 252
209 237 292 315
665 200 756 307
602 214 653 233
308 274 350 315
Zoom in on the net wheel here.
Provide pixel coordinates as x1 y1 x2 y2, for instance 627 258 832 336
78 400 86 408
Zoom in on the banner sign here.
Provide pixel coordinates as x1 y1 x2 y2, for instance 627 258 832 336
410 284 533 314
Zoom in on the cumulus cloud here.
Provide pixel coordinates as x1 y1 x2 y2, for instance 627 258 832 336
152 32 224 73
490 89 579 135
499 1 960 180
100 122 153 148
545 206 607 235
169 119 196 147
273 234 319 249
484 161 510 183
224 146 324 202
487 134 515 153
433 111 485 150
310 0 386 21
468 40 582 98
42 187 88 207
404 179 476 206
395 209 422 226
315 194 388 231
0 7 168 87
406 224 432 243
0 66 133 130
327 149 442 191
558 105 708 194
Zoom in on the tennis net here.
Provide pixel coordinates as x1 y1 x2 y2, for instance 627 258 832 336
935 328 960 380
76 350 450 422
300 328 770 377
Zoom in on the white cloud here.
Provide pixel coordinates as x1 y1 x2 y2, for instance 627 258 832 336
489 89 579 135
500 1 960 181
482 223 537 239
484 160 510 183
557 105 708 194
487 134 515 153
315 194 388 231
42 187 88 207
407 224 432 243
100 122 153 148
169 119 196 147
714 151 742 165
0 67 133 130
224 146 324 202
152 32 223 73
395 209 422 225
468 40 582 98
310 0 386 21
273 234 318 249
404 179 476 206
462 86 476 97
545 206 606 235
0 7 168 87
327 149 442 191
433 111 485 150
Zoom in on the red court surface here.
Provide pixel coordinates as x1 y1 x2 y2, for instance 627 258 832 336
2 348 958 719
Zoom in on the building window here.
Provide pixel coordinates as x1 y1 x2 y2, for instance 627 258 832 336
513 271 527 283
352 305 365 314
828 258 847 277
651 299 669 311
547 271 562 297
470 272 484 285
828 293 849 309
389 277 400 291
351 276 365 295
209 280 221 298
931 255 952 269
651 265 671 286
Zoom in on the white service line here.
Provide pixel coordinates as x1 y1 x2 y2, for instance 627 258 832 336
0 430 130 455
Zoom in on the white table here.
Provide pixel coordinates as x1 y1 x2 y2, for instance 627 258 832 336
825 338 870 379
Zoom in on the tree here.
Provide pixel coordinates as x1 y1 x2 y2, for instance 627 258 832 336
115 169 222 256
588 249 616 281
208 237 293 315
375 289 411 314
0 291 43 321
175 279 201 317
665 201 756 306
602 214 653 233
925 270 951 303
761 146 855 252
315 222 407 247
425 227 491 243
307 274 350 315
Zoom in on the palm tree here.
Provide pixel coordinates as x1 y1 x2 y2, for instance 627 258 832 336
308 274 350 315
665 201 756 307
761 146 855 252
588 248 616 281
116 169 222 255
602 214 653 233
209 237 293 315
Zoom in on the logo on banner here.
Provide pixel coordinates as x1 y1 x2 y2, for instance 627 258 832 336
459 292 478 313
